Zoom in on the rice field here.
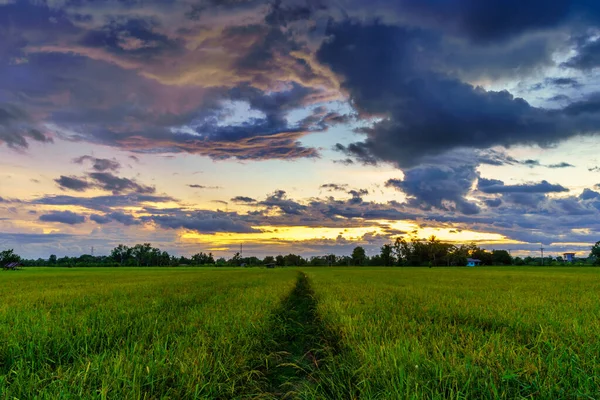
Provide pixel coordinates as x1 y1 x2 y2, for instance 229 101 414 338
1 267 599 399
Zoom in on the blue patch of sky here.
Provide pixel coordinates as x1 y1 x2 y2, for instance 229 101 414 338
215 100 266 127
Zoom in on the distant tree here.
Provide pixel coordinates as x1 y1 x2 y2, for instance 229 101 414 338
283 253 305 266
492 250 512 265
393 237 411 266
48 254 57 265
263 255 275 265
448 245 468 266
471 246 493 265
111 244 131 265
514 256 525 266
131 243 153 266
369 254 383 266
524 256 537 265
229 252 242 265
351 246 367 266
0 249 21 265
380 244 395 266
590 241 600 265
275 255 285 267
216 257 227 266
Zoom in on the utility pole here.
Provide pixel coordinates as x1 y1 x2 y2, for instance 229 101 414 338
540 243 544 266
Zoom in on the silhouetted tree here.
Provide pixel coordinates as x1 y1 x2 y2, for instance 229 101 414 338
351 246 367 266
380 244 395 266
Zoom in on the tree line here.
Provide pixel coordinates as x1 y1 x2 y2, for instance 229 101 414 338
3 237 600 267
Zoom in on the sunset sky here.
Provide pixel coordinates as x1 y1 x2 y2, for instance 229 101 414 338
2 0 600 259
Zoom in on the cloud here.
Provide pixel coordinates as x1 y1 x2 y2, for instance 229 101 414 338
54 172 155 194
86 172 151 194
347 189 369 205
478 179 569 193
144 211 260 234
39 210 86 225
0 104 52 149
73 155 121 171
55 175 93 192
548 162 574 168
260 190 307 215
546 77 581 87
386 162 480 215
318 21 600 168
188 184 222 189
90 214 112 224
320 183 349 191
562 38 600 70
231 196 257 203
0 0 336 162
33 194 175 212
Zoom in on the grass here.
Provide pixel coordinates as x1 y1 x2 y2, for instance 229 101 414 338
1 267 600 399
307 267 600 399
0 268 298 399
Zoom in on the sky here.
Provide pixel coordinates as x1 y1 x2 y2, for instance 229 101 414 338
2 0 600 259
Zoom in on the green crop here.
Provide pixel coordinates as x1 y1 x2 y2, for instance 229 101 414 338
1 267 599 399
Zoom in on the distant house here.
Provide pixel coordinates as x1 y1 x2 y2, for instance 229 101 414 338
466 258 481 267
563 253 576 263
3 262 21 271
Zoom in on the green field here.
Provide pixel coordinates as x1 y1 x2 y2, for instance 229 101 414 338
1 267 599 399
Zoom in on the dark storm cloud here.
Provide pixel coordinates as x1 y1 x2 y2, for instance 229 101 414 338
478 179 569 194
39 210 86 225
562 38 600 70
0 0 343 162
4 0 597 167
359 0 600 42
231 196 257 203
318 22 600 168
55 175 92 192
1 50 323 161
0 104 52 149
73 156 121 172
385 163 480 215
80 18 184 60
